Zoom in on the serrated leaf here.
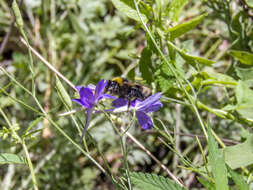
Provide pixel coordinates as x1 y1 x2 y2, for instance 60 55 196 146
157 76 174 93
168 13 208 40
207 127 229 190
227 166 249 190
229 50 253 65
110 0 147 23
0 153 26 165
139 47 153 84
167 0 189 21
224 134 253 169
130 172 187 190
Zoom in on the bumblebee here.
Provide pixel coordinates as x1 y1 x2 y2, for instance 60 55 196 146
104 77 152 101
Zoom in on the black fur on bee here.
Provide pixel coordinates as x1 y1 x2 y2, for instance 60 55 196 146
104 77 151 101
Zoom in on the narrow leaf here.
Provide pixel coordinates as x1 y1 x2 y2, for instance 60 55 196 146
24 116 44 135
179 51 215 66
227 166 249 190
55 76 72 109
197 177 215 190
130 172 187 190
12 0 24 28
166 41 215 66
229 50 253 65
168 13 208 40
0 153 26 165
207 127 229 190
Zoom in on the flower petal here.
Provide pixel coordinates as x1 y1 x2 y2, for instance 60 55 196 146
136 93 162 111
112 98 128 107
136 111 153 130
75 86 83 92
94 79 107 101
146 102 163 112
72 98 89 108
101 94 117 99
80 87 95 106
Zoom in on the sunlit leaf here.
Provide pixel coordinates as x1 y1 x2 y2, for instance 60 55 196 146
229 50 253 65
207 127 229 190
111 0 148 23
0 153 26 165
168 13 208 40
167 0 189 21
130 172 187 190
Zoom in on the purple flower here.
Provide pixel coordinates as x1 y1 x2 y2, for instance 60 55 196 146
72 79 115 139
112 93 163 130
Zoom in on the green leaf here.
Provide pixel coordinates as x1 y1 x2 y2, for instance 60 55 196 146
224 134 253 169
166 41 215 66
235 66 253 80
207 127 229 190
55 76 72 109
180 52 215 66
168 13 208 40
139 47 153 84
110 0 148 23
157 75 174 93
245 0 253 8
130 172 187 190
201 72 238 86
12 0 24 28
155 62 175 93
197 177 215 190
229 50 253 65
24 116 44 135
227 166 249 190
167 0 189 21
0 153 26 165
235 81 253 119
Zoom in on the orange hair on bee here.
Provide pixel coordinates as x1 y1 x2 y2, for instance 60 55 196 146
112 77 124 86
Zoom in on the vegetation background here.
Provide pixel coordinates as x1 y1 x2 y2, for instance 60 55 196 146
0 0 253 189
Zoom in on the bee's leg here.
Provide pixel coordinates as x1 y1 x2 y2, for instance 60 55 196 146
127 100 131 111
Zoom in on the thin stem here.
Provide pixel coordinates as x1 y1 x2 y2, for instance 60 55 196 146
20 37 76 91
120 136 132 190
0 107 39 190
22 140 39 190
